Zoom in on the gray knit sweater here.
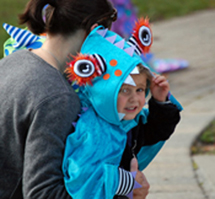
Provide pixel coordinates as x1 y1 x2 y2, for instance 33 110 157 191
0 50 80 199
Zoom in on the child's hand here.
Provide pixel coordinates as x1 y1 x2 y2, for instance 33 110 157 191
150 74 170 102
130 158 150 199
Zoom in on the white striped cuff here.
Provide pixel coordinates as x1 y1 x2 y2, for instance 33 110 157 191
115 168 135 195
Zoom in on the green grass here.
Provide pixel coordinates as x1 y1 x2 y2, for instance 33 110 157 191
191 120 215 155
133 0 215 21
0 0 215 58
0 0 28 58
200 120 215 144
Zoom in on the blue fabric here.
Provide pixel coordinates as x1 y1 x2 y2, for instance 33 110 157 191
62 107 141 198
168 92 183 111
62 106 150 198
137 141 165 171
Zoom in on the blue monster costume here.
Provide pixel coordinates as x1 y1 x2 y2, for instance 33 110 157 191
61 22 182 198
2 20 182 199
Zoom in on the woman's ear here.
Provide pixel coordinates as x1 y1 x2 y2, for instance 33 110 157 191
90 23 99 31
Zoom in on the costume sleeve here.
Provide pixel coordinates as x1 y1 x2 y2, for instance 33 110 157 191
142 96 181 145
115 168 134 196
135 96 181 170
62 108 132 199
23 94 80 199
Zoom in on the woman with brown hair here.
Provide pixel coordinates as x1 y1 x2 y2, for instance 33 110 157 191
0 0 149 198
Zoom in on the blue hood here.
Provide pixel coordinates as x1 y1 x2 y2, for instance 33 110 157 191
78 26 150 126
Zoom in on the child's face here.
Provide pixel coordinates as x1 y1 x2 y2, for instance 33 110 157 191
117 73 147 120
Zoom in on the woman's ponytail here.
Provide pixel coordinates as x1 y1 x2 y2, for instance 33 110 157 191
19 0 48 35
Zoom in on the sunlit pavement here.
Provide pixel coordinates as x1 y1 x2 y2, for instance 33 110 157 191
144 10 215 199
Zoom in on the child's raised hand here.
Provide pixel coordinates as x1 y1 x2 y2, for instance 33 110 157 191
150 74 170 102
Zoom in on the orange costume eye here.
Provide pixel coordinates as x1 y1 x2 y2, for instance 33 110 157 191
65 53 106 86
127 17 153 55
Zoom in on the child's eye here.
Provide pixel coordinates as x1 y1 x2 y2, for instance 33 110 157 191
120 88 128 93
137 88 145 92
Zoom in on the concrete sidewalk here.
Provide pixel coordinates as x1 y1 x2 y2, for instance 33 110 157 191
143 10 215 199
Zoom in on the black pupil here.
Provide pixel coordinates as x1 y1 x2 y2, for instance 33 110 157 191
142 30 149 41
79 63 91 74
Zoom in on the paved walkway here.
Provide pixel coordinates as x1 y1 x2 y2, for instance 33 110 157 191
143 10 215 199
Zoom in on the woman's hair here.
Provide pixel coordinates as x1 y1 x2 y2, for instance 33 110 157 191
19 0 116 36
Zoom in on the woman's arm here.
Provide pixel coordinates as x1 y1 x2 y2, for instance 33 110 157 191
23 94 79 199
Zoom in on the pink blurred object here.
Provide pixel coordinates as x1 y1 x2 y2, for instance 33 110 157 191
153 59 189 73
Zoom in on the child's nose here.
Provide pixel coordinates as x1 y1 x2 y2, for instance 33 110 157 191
128 92 138 102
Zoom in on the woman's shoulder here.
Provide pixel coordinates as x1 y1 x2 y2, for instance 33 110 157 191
1 49 78 105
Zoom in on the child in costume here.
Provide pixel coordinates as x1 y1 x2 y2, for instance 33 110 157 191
62 19 182 199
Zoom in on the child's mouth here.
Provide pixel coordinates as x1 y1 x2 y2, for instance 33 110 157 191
125 107 137 112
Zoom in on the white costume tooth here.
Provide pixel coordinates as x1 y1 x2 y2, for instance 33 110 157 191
130 67 139 75
124 75 136 86
118 113 125 121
